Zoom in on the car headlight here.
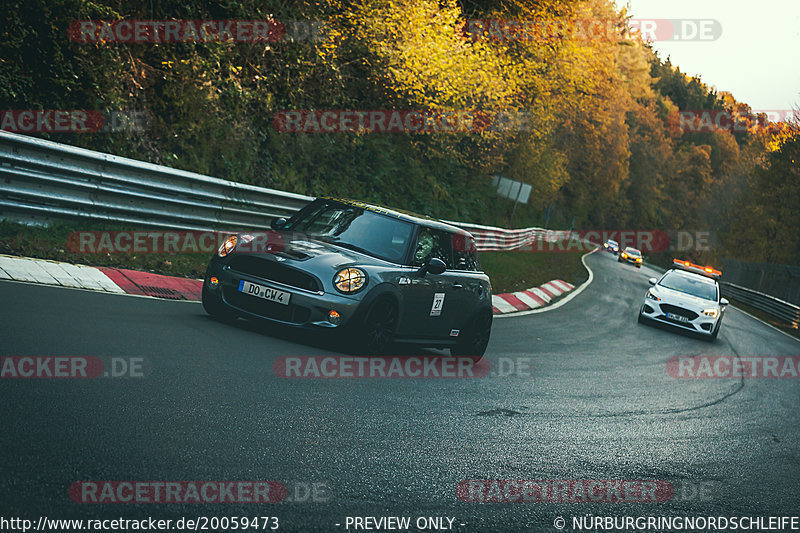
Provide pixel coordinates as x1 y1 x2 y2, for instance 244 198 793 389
217 235 237 257
333 267 367 294
636 257 642 262
621 253 627 258
646 290 660 301
703 308 720 318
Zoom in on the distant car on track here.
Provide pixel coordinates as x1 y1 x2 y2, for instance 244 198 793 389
619 246 643 267
201 197 493 356
638 259 728 340
603 239 620 254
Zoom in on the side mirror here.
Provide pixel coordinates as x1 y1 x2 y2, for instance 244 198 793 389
417 257 446 276
720 298 729 306
271 217 287 230
648 277 657 285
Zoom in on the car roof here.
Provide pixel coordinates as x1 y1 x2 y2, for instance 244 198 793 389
318 197 472 237
663 268 718 285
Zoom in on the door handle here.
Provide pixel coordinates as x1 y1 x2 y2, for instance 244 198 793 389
452 284 464 290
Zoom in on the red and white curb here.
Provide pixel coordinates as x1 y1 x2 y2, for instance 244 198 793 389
492 280 575 315
2 253 582 313
0 254 202 300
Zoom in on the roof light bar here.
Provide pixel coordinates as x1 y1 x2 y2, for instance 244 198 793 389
672 259 722 279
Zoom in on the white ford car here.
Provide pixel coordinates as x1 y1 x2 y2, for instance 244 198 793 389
638 260 729 340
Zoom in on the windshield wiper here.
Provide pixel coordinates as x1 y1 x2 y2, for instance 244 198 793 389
317 236 374 257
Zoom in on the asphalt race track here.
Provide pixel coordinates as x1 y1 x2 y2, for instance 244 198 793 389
2 250 800 532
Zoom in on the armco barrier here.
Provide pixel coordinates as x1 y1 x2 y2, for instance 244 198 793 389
443 220 569 251
721 258 800 307
0 130 313 231
0 131 556 248
720 281 800 330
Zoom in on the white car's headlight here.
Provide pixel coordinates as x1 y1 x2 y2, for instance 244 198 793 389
702 308 720 318
646 290 660 301
333 267 367 294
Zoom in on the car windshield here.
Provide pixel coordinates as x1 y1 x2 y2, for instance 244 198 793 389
625 248 641 257
658 272 718 301
608 240 618 245
284 202 414 263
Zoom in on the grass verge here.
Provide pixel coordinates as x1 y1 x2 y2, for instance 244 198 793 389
0 221 211 279
479 250 589 294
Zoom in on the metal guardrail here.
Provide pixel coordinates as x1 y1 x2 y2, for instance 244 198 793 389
0 130 558 248
0 130 313 231
721 257 800 307
445 220 569 251
720 281 800 330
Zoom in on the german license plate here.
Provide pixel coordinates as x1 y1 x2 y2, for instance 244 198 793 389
666 312 689 323
238 280 290 306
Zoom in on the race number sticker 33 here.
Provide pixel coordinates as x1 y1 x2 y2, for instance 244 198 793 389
430 293 445 316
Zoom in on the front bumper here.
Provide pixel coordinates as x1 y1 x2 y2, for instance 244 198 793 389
204 259 362 329
640 300 720 335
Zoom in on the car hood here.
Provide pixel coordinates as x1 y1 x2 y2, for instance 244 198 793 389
272 235 388 270
651 285 719 312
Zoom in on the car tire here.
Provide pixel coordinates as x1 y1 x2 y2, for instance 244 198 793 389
450 310 493 359
202 285 235 323
358 297 398 355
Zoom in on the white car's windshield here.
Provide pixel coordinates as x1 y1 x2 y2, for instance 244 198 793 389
659 272 717 301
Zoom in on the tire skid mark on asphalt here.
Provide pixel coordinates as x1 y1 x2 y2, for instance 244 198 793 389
481 253 748 420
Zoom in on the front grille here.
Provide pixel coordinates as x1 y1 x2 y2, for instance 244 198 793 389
660 304 699 320
224 287 311 324
227 255 322 292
